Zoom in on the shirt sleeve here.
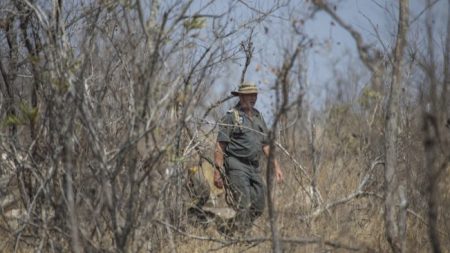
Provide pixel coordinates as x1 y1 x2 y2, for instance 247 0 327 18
260 115 269 145
217 113 233 143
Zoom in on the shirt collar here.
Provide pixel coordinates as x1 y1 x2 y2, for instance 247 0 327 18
235 103 260 117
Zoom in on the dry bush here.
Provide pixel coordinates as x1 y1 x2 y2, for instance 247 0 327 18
1 0 449 252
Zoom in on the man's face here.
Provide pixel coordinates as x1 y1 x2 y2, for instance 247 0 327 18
239 93 257 110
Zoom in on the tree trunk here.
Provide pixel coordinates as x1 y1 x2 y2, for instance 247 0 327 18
384 0 409 252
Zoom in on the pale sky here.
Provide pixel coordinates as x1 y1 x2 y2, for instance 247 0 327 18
224 0 447 117
183 0 448 119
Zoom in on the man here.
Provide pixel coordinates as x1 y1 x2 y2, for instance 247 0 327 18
214 82 283 233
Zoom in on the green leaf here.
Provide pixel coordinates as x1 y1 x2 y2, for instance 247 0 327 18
183 17 206 31
4 115 23 126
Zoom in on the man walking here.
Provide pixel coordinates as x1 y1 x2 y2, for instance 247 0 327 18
214 82 283 234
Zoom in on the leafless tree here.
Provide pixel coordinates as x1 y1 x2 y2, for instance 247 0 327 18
1 0 449 252
383 1 409 251
0 0 284 251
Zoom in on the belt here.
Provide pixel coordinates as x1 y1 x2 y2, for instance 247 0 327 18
224 153 260 168
236 157 259 168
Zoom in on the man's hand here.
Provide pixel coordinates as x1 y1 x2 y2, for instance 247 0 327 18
263 145 284 183
214 142 226 189
214 169 224 189
275 165 284 183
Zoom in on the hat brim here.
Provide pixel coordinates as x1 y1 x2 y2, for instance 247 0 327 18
231 91 258 96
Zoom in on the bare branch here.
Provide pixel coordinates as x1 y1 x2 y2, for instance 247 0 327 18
240 30 254 84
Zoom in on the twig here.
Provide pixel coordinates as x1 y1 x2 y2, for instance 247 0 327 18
158 219 365 251
407 208 450 239
202 95 234 119
312 0 381 73
156 220 228 244
300 158 384 220
240 31 254 84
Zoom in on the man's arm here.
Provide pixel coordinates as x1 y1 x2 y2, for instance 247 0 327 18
213 141 227 188
263 144 284 183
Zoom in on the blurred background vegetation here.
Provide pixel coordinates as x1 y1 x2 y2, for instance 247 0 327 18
0 0 449 252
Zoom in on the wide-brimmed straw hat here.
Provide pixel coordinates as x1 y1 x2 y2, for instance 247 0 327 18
231 82 258 96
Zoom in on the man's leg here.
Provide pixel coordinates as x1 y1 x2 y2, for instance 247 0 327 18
227 168 253 230
249 173 266 222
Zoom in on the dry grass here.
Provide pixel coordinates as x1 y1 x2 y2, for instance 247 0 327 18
164 132 450 253
2 116 449 253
